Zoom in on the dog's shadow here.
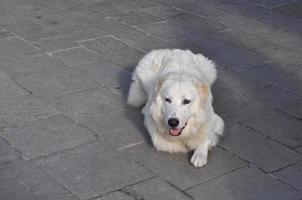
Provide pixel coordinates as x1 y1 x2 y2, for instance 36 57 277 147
117 68 153 146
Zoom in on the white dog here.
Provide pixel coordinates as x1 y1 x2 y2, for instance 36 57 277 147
127 49 224 167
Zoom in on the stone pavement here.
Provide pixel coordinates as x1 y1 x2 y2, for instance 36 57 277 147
0 0 302 199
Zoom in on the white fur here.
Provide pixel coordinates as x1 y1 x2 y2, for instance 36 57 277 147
127 49 224 168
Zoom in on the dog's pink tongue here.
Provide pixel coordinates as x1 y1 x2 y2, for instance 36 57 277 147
169 128 181 136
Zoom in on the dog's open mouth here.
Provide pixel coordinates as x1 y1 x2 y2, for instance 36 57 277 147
169 124 187 136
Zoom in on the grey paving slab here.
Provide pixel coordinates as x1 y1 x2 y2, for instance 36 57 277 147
169 12 228 36
140 5 185 19
280 65 302 97
251 39 301 67
3 20 58 42
273 161 302 191
113 11 164 26
125 177 192 200
81 37 144 69
277 18 302 36
231 30 281 54
212 82 250 119
6 1 55 20
96 191 135 200
208 7 301 50
28 0 78 13
245 86 302 119
24 5 92 24
274 1 302 18
1 115 96 160
186 165 302 200
71 1 121 18
122 34 172 53
162 1 214 17
0 30 13 39
0 95 59 128
0 37 38 56
242 6 302 35
159 0 192 7
123 142 246 190
51 46 103 67
211 45 268 69
163 35 215 55
57 25 108 41
209 28 265 50
0 11 23 27
254 28 302 56
59 8 98 24
34 140 154 200
137 21 201 40
215 0 264 9
168 35 266 70
33 35 79 53
26 11 87 30
212 66 264 116
232 64 302 97
296 147 302 154
78 4 119 16
0 136 19 165
94 19 147 41
82 108 147 148
14 66 99 100
251 0 298 8
211 11 277 35
2 0 47 16
113 0 158 12
63 59 132 94
0 71 28 100
184 34 268 69
50 87 126 122
213 67 302 148
232 102 302 148
0 160 78 200
220 121 302 172
0 53 67 77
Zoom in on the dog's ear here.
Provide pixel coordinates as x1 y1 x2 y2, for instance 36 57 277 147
151 80 165 127
194 81 209 106
153 79 165 96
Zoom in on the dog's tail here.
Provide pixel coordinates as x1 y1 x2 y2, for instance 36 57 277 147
127 73 147 108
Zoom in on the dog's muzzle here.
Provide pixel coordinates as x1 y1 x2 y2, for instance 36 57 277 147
169 123 187 136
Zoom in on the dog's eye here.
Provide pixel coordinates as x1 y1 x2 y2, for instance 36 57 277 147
183 99 191 105
165 98 171 103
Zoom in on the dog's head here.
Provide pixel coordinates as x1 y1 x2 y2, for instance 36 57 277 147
151 75 209 137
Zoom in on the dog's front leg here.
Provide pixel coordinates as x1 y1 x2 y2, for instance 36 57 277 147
190 139 210 167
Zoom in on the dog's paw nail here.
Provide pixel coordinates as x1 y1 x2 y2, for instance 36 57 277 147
191 153 207 168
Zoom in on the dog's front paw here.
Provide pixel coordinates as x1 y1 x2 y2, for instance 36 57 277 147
190 151 207 168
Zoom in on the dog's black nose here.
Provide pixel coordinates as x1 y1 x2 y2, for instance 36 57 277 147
168 118 179 128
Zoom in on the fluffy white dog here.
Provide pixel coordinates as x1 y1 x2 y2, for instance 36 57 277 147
127 49 224 167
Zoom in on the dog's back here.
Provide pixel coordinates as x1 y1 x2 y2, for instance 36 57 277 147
136 49 216 89
128 49 217 107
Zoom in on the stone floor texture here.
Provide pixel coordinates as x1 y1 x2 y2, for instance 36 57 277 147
0 0 302 199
